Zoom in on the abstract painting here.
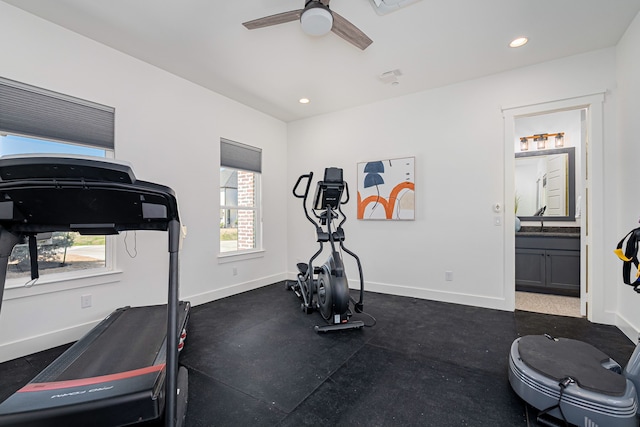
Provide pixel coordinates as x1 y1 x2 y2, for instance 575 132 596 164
357 157 415 220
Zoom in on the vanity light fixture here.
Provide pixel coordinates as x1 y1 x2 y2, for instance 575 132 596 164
534 134 548 150
521 132 564 150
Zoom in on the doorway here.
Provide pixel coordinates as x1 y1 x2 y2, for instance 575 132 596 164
514 109 583 316
503 93 606 321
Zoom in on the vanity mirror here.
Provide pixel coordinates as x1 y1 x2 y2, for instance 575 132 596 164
515 147 575 222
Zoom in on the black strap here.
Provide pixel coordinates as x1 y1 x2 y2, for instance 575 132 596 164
28 234 39 281
614 227 640 292
538 377 574 427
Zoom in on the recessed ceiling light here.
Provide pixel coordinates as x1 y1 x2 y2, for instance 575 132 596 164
299 98 310 104
509 37 528 48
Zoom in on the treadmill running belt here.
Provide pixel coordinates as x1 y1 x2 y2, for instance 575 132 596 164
57 305 168 380
28 305 173 384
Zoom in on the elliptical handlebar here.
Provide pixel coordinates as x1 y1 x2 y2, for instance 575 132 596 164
293 172 313 199
342 182 350 205
293 172 320 230
334 182 349 230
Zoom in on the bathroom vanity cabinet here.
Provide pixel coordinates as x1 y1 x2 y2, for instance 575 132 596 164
515 232 580 296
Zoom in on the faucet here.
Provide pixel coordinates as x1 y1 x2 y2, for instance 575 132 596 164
535 206 546 231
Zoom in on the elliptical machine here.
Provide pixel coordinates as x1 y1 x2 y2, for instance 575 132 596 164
508 226 640 427
289 167 365 332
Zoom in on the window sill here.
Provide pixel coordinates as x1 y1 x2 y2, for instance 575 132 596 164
4 268 123 301
218 249 265 264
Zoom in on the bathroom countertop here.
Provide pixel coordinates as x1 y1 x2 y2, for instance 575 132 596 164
517 226 580 238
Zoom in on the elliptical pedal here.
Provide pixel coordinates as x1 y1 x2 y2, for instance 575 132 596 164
315 320 364 333
296 263 308 275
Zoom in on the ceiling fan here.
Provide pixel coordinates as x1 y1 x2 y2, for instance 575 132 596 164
242 0 373 50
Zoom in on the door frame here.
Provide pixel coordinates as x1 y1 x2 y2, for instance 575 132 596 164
503 92 605 320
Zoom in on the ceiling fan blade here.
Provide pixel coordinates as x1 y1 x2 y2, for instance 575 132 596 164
243 10 302 30
320 0 331 5
330 11 372 50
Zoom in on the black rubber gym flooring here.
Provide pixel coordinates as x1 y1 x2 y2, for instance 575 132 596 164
0 282 635 426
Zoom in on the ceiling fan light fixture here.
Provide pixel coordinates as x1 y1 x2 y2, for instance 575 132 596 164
300 6 333 36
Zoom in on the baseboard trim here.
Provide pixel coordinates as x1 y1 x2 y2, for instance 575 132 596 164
363 281 511 311
286 272 510 311
0 320 98 363
615 311 640 344
186 273 287 307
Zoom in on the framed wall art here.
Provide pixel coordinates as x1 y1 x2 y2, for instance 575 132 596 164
357 157 415 220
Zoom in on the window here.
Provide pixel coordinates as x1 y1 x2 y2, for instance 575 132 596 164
0 77 115 283
220 139 261 254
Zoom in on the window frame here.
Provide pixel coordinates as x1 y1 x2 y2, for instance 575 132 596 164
219 138 263 260
219 166 263 257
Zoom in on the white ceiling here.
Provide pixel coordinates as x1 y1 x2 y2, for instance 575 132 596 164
3 0 640 122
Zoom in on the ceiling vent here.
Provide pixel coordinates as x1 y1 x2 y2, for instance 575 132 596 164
369 0 422 15
379 69 403 85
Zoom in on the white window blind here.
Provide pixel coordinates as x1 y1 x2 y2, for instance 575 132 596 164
0 77 114 150
221 138 261 173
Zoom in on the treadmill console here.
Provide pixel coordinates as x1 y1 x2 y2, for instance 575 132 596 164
0 154 136 183
0 155 178 234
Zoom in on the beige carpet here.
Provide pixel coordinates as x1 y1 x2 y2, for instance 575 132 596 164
515 291 582 318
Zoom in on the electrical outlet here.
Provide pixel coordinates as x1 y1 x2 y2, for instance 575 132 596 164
81 294 92 308
232 267 238 276
445 271 453 281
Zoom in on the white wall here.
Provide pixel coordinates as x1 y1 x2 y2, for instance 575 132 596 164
0 3 288 362
616 11 640 339
287 48 617 313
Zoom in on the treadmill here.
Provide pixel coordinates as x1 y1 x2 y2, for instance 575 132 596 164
0 155 190 427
